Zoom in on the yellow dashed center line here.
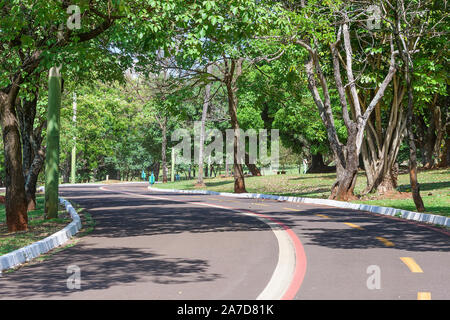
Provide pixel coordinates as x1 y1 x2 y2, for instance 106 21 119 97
283 207 302 212
315 214 330 219
417 292 431 300
343 222 365 230
375 236 395 247
400 257 424 273
252 203 268 206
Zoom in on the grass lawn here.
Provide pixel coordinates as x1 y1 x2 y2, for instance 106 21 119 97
153 167 450 217
0 194 71 255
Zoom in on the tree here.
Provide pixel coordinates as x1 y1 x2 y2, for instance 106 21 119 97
196 65 213 187
152 0 286 192
384 0 448 211
237 48 344 173
0 0 125 231
283 2 399 200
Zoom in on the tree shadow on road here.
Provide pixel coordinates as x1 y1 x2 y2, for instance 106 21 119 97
0 245 220 299
266 207 450 253
60 190 275 238
61 188 449 254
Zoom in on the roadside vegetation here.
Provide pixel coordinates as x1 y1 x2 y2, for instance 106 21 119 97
0 195 70 255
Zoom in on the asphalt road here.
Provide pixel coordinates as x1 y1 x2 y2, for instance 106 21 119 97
0 182 449 300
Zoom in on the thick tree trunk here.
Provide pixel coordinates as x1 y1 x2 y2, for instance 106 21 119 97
0 92 28 231
361 74 406 194
332 137 359 201
18 93 46 211
374 163 399 194
307 153 335 173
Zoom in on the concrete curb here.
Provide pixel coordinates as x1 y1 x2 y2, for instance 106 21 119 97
0 197 82 272
148 186 450 228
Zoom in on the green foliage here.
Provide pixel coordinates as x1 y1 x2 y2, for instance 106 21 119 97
60 81 152 181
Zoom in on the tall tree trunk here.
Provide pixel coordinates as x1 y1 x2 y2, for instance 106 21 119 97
17 91 46 211
406 72 425 212
18 96 37 210
393 11 425 212
196 73 211 186
361 76 407 194
225 59 246 193
0 91 28 231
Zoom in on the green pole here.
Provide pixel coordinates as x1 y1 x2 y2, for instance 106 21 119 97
70 92 77 184
45 66 61 218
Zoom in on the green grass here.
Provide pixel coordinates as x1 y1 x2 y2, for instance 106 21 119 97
0 195 71 255
153 168 450 217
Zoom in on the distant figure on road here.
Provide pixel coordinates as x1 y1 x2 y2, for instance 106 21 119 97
149 172 155 185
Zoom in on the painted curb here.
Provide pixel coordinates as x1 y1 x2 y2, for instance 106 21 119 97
0 197 82 272
148 186 450 228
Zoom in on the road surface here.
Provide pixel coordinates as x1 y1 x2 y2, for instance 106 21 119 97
0 182 449 300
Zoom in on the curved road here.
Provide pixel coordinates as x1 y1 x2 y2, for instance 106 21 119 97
1 182 449 300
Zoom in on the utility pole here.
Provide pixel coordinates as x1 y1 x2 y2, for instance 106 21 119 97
70 92 77 184
44 66 62 218
171 147 175 182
